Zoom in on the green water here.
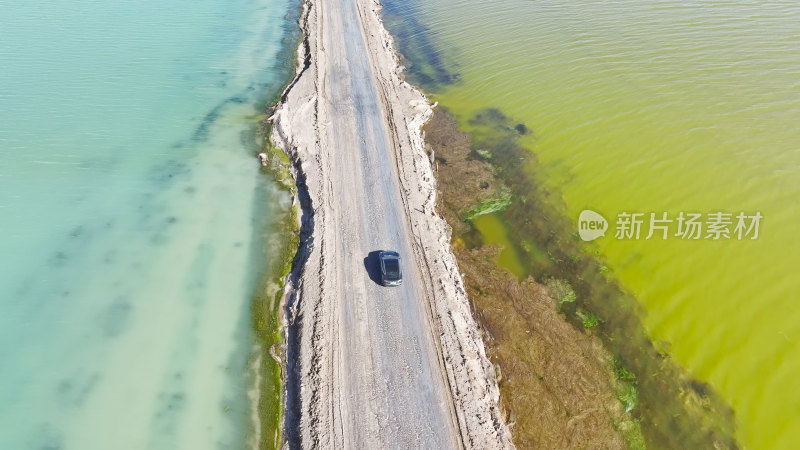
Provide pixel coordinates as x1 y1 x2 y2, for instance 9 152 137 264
408 0 800 447
472 214 526 278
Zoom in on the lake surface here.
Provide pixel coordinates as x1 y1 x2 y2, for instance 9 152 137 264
0 0 294 447
399 0 800 447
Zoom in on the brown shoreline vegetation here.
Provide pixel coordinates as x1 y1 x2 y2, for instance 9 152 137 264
424 108 738 449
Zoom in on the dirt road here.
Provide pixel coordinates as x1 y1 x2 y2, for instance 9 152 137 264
271 0 513 447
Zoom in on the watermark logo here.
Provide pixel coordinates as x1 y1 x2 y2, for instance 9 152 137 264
579 210 762 241
578 210 608 241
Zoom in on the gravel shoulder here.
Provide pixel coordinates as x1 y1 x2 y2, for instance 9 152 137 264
271 0 514 447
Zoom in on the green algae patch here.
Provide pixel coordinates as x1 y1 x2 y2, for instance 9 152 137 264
246 5 304 449
424 108 737 449
249 199 298 449
256 121 294 191
543 278 577 309
247 150 299 450
248 135 298 449
612 358 639 413
576 309 599 328
464 190 512 220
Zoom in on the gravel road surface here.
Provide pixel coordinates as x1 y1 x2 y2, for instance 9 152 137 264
313 0 461 446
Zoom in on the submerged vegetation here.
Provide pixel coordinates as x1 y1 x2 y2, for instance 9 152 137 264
247 5 304 449
248 197 298 449
543 278 577 309
464 189 513 220
576 309 599 328
426 110 642 447
381 0 459 91
423 108 737 448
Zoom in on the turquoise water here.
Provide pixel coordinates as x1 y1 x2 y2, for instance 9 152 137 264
0 0 293 447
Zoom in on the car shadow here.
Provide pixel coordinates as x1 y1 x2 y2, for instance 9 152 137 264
364 250 384 286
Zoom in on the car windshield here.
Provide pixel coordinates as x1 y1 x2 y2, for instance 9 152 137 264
384 259 400 278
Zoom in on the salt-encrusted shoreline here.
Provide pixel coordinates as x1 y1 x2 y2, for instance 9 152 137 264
270 0 514 447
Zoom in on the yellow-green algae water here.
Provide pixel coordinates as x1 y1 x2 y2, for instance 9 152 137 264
401 0 800 448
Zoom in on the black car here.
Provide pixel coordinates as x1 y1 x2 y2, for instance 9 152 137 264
378 251 403 286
